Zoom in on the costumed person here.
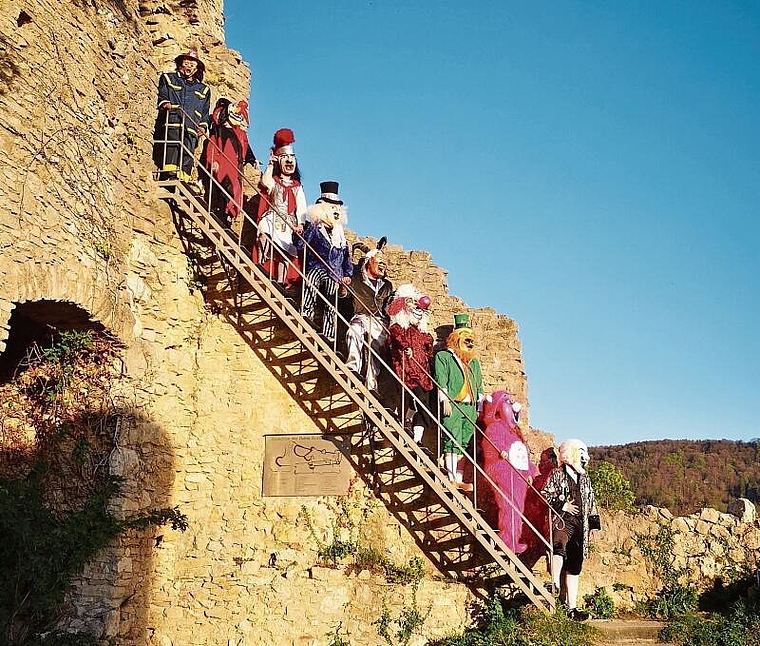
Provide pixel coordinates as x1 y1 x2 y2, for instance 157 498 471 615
519 446 559 568
256 128 307 290
154 50 211 182
344 238 393 392
298 182 353 342
386 284 434 445
434 314 484 492
199 98 258 227
541 439 601 621
481 391 537 553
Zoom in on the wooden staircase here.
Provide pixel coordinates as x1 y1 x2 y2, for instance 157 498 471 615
158 179 555 610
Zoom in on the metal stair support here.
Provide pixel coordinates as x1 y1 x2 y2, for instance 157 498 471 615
157 177 555 611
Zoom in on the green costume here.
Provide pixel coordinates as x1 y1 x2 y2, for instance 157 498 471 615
434 349 484 455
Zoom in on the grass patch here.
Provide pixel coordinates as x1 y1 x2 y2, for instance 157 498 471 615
429 596 600 646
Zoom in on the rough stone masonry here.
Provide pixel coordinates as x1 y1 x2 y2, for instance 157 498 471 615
1 2 758 645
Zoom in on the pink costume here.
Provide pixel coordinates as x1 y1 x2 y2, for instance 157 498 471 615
481 390 537 554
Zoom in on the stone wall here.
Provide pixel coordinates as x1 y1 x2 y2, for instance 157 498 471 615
3 3 760 644
580 501 760 609
0 2 511 644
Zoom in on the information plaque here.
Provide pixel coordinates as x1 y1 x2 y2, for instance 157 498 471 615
262 433 350 496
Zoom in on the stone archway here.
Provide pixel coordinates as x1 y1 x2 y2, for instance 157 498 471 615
0 257 138 359
0 299 106 382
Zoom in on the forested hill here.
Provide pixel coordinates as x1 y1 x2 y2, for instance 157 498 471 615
590 439 760 516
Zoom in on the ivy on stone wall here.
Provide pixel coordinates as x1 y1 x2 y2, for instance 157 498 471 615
0 330 187 645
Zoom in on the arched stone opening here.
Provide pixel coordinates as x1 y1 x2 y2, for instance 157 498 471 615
0 298 180 642
0 300 106 382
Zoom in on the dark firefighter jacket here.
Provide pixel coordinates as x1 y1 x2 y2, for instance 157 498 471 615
157 72 211 136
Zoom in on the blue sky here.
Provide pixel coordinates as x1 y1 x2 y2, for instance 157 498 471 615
223 1 759 447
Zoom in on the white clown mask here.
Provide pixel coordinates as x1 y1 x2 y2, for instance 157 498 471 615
558 439 590 474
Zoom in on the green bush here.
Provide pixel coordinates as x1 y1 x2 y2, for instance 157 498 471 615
319 537 358 563
583 587 615 619
0 330 187 645
301 504 424 586
429 596 599 646
646 584 699 620
0 473 187 644
588 460 636 511
660 596 760 645
375 592 430 646
636 523 700 620
326 623 351 646
41 330 94 364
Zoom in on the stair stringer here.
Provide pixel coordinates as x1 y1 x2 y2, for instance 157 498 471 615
158 180 555 611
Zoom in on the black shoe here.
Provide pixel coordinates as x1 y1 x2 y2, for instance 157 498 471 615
568 608 589 622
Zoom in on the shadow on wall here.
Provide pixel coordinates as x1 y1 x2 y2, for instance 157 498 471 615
0 34 21 96
0 300 177 644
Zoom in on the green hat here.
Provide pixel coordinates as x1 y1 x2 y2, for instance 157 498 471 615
453 313 470 328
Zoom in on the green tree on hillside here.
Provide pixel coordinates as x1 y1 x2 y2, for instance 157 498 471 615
588 461 636 512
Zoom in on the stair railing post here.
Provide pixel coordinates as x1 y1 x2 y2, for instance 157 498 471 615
548 507 555 593
179 112 186 181
401 355 406 437
161 109 170 177
301 247 308 316
204 151 213 224
436 396 441 465
472 411 478 507
363 326 370 388
331 275 338 353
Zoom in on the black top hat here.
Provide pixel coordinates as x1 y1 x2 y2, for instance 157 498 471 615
316 181 343 205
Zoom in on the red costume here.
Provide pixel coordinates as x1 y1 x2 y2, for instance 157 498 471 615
518 446 558 567
385 284 434 444
201 100 256 224
388 324 433 391
254 128 306 288
481 391 537 554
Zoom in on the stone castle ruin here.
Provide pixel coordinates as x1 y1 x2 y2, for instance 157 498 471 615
1 2 759 645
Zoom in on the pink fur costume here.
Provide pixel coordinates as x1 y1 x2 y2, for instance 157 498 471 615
481 390 537 553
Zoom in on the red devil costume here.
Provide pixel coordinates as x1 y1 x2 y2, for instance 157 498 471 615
200 98 257 227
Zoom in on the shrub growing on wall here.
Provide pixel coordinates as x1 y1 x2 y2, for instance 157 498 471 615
0 330 186 645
